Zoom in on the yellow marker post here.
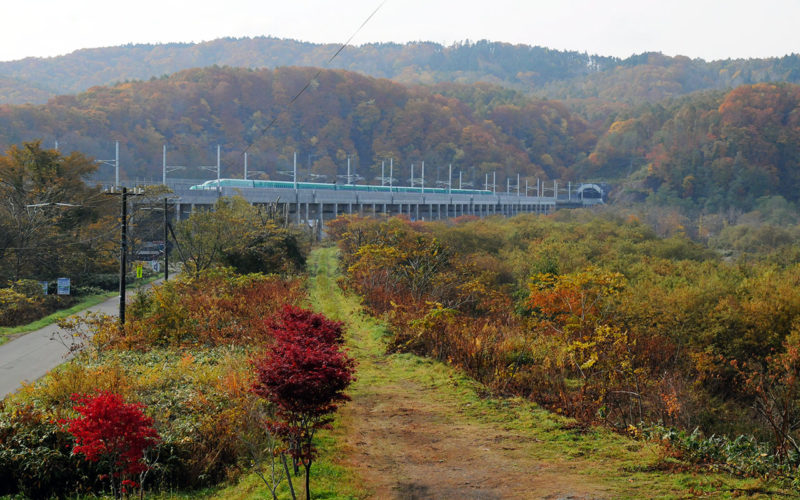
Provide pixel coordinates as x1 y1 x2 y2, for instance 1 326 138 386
136 263 143 279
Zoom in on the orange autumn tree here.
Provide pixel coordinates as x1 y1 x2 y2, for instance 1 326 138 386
526 269 652 425
733 326 800 462
527 268 624 339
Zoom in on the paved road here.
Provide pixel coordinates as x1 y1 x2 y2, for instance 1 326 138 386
0 279 163 400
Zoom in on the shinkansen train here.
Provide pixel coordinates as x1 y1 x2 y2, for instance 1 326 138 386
189 178 494 196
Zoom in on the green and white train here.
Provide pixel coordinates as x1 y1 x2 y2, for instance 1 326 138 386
189 178 494 196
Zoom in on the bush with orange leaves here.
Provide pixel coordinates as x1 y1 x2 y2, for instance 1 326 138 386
58 268 305 351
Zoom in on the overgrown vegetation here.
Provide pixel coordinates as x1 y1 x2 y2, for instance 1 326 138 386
331 211 800 487
309 245 783 498
0 205 353 498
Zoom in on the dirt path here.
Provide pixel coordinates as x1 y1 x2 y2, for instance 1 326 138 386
310 248 622 499
337 372 611 499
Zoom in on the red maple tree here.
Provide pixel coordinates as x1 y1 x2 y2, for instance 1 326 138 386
267 304 346 345
252 305 355 500
65 391 160 498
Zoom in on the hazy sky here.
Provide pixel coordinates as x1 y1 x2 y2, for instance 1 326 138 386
2 0 798 63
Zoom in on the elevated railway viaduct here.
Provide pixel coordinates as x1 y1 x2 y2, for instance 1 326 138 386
103 179 606 224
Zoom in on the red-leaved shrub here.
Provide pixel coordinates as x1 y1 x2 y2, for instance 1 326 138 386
64 391 159 498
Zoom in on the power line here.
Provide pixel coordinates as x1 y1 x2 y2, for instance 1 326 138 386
2 223 123 251
242 0 388 156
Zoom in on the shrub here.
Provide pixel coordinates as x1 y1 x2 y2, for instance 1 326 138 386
73 285 107 297
79 270 306 350
3 270 307 496
640 424 800 485
0 404 96 499
0 287 37 326
77 273 121 291
0 279 82 326
64 391 160 498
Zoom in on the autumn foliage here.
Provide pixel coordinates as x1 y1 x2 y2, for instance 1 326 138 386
332 212 800 481
65 391 159 497
252 305 355 500
71 269 307 350
2 266 315 497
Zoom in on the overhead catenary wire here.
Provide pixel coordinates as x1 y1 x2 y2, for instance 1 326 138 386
242 0 388 157
2 223 123 251
3 185 175 253
4 196 171 252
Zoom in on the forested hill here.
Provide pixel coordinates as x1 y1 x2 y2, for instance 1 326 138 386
0 66 594 186
1 37 799 105
1 66 799 212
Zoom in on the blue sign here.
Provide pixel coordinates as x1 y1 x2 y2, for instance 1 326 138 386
57 277 70 295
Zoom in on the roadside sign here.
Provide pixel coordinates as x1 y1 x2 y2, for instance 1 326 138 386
150 260 160 273
136 264 143 279
57 278 70 295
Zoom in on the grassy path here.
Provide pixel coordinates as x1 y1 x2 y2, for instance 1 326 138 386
306 247 773 499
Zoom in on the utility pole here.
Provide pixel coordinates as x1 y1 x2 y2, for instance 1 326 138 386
119 187 129 325
294 152 300 224
411 163 414 188
119 188 128 326
105 186 143 326
97 141 120 187
448 164 452 194
115 141 119 187
421 161 425 193
142 198 174 281
162 145 167 185
459 170 462 190
517 173 520 197
163 197 169 281
217 145 221 185
161 144 186 186
493 171 496 194
389 158 393 191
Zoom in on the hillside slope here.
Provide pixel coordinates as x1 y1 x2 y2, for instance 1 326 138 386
1 37 799 105
0 66 594 185
1 65 799 211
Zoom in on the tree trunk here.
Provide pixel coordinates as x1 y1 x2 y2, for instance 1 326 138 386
305 461 312 500
281 453 297 500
